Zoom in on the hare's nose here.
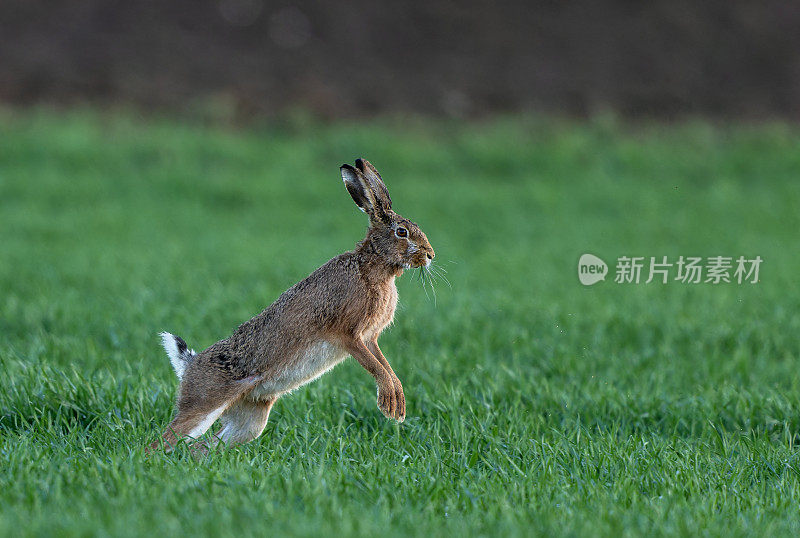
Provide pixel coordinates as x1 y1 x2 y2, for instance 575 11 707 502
426 252 434 260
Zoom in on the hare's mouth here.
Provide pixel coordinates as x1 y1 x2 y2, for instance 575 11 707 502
407 252 433 269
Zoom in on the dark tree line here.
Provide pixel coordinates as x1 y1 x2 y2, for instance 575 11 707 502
1 1 798 119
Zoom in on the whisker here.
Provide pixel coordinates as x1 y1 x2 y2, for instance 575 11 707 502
419 268 432 302
424 266 437 306
429 264 452 288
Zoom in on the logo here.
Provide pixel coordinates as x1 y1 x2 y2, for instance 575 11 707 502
578 253 608 286
577 254 762 285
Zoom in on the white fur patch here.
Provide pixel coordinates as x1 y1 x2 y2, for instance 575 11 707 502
248 341 348 400
187 403 228 438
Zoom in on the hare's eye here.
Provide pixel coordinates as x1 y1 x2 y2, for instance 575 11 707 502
395 227 408 238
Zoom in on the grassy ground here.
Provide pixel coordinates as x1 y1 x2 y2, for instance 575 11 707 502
1 109 800 536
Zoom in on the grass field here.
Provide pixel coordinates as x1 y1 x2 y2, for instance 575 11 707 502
2 109 800 536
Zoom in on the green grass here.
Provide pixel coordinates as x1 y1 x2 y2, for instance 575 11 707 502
2 109 800 536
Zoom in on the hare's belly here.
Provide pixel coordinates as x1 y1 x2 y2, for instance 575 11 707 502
248 341 348 400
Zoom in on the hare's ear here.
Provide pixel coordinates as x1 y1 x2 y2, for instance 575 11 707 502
341 164 377 215
355 159 392 212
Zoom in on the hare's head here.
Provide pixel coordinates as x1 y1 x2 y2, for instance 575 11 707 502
341 159 435 270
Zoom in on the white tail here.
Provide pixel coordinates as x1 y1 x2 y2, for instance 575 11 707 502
159 332 196 380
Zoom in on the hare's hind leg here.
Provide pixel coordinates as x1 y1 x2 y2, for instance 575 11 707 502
148 376 250 454
148 400 230 453
214 397 276 447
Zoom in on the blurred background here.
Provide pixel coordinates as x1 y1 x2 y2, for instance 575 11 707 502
2 0 799 121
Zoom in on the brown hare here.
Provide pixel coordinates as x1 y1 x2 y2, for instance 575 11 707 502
149 159 434 452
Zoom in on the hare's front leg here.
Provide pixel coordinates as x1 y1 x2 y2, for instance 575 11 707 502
366 339 405 422
342 337 401 421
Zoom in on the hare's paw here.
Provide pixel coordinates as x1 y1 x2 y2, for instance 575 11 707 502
377 383 397 420
145 440 162 455
188 439 213 458
392 377 406 422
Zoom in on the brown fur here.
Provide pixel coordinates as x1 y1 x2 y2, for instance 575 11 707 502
148 159 434 453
